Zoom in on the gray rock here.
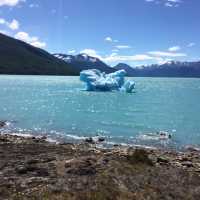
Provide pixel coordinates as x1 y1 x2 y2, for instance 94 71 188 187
15 166 28 174
36 168 49 177
182 161 194 168
157 156 169 164
85 137 95 144
98 137 105 142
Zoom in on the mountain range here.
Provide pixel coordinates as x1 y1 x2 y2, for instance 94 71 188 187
0 33 200 77
114 61 200 77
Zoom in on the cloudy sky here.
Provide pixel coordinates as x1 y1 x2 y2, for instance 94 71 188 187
0 0 199 66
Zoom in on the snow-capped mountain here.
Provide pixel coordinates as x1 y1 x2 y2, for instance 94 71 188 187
53 53 116 73
114 61 200 77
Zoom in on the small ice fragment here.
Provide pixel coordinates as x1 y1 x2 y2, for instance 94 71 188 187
123 80 135 93
138 131 172 141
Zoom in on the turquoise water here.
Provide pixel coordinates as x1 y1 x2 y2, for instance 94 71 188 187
0 75 200 149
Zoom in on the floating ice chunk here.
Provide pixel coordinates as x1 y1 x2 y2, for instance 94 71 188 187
138 131 172 141
123 80 135 93
80 69 135 93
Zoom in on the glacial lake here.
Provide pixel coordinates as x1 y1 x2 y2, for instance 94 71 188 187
0 75 200 150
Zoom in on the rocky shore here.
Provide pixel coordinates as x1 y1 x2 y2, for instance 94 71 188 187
0 133 200 200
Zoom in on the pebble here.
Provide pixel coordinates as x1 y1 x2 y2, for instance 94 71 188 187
157 156 169 164
182 161 193 168
15 166 28 174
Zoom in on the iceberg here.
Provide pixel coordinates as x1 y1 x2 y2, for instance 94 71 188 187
80 69 135 93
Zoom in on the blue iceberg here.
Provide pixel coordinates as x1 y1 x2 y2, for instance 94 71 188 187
80 69 135 93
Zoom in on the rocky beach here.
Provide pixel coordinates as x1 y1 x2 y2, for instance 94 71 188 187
0 130 200 200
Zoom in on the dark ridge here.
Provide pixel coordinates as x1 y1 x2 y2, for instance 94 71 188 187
0 33 79 75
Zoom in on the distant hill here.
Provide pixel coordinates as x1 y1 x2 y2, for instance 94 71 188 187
114 61 200 78
53 53 115 73
114 63 135 76
0 33 79 75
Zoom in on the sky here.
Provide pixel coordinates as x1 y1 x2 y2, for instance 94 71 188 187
0 0 199 66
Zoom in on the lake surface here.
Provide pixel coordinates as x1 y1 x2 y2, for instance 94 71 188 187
0 75 200 149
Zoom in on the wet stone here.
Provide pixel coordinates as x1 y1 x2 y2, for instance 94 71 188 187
157 156 169 164
98 137 105 142
36 168 49 177
15 166 28 174
182 161 194 168
85 137 95 144
26 159 40 165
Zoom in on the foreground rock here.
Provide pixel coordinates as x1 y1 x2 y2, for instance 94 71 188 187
0 134 200 200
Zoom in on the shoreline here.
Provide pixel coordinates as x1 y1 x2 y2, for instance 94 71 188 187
1 127 197 153
0 129 181 152
1 133 200 199
0 120 192 152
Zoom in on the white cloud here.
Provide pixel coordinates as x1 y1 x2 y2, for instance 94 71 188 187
0 0 25 7
8 19 19 30
105 37 112 42
165 2 173 7
156 58 173 65
105 37 118 43
145 0 182 7
168 46 181 52
103 54 154 63
167 0 181 3
115 45 131 49
30 41 46 48
0 18 19 30
64 16 68 20
0 29 10 35
29 3 39 8
148 51 186 57
80 49 101 58
188 43 195 47
51 9 56 14
79 49 171 65
15 31 46 48
68 50 76 54
112 49 119 52
79 49 154 63
79 47 187 65
0 18 5 24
